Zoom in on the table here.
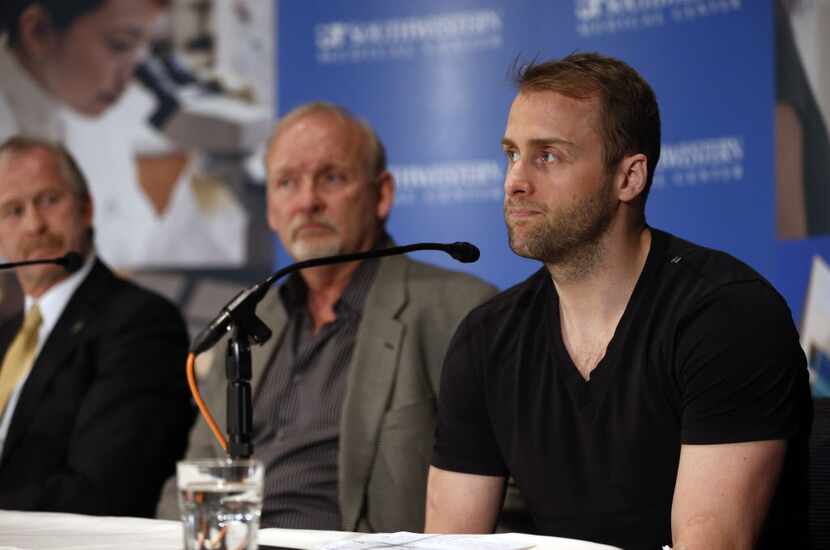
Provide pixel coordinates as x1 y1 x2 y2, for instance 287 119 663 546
0 511 619 550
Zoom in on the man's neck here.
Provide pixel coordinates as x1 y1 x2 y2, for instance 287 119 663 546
22 274 66 299
300 260 363 332
549 224 652 379
296 231 387 331
21 246 93 299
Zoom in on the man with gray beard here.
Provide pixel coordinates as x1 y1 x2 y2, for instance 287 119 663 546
425 53 811 550
157 102 496 532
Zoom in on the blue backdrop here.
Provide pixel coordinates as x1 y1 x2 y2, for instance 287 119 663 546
276 0 829 327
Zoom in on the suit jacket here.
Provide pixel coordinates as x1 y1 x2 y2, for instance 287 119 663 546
0 260 194 517
157 254 496 531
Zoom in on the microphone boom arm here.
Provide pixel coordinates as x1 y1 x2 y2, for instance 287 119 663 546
189 241 477 354
0 252 83 272
187 240 480 459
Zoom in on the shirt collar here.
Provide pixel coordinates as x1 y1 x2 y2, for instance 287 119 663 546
279 232 391 316
24 252 96 340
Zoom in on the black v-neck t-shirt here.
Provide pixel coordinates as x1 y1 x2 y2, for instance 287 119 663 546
432 228 811 550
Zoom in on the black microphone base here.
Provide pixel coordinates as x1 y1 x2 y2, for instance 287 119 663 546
228 440 253 459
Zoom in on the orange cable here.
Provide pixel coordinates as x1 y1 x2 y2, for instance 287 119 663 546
186 352 228 452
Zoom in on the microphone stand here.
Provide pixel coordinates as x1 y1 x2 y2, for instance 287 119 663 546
190 241 480 459
226 326 254 458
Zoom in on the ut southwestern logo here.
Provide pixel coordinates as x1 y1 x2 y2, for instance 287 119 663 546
316 23 348 51
575 0 605 20
575 0 743 35
576 0 662 20
391 160 503 206
314 10 503 63
652 136 745 190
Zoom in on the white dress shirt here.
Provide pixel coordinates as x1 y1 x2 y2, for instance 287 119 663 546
0 253 95 456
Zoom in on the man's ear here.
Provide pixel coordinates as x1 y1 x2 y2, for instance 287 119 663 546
375 170 395 222
615 153 648 204
16 5 58 60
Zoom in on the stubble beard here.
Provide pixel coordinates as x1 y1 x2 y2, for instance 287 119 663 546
506 178 616 278
285 215 343 261
289 236 343 262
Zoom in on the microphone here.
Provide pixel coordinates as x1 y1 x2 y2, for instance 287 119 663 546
445 242 480 263
58 252 84 272
0 252 83 273
190 241 481 354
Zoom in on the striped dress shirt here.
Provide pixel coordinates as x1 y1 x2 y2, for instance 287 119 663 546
252 253 381 529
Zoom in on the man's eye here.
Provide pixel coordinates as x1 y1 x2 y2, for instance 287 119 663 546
321 172 346 186
34 191 63 208
273 178 294 191
504 150 520 163
43 191 62 204
541 151 558 163
0 205 22 219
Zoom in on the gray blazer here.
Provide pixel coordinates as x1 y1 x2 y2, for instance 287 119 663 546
157 253 496 532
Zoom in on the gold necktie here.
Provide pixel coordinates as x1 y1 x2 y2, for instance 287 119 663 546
0 304 43 413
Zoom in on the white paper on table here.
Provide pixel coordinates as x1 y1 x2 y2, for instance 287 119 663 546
0 510 182 550
315 531 534 550
258 527 359 548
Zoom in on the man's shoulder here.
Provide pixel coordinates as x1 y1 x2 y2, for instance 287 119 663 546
653 229 777 298
651 228 793 324
456 267 547 330
83 260 185 322
377 255 498 322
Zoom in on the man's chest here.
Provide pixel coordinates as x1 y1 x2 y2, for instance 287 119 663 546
485 337 684 486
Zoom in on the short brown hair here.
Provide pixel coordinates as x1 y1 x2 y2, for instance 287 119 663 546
0 135 91 199
514 52 661 204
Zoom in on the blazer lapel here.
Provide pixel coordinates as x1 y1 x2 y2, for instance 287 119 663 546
1 261 107 462
338 254 409 530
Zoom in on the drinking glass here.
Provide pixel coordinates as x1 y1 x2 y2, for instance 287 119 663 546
177 458 264 550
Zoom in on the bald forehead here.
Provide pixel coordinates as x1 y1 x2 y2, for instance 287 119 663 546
267 111 371 173
273 110 366 150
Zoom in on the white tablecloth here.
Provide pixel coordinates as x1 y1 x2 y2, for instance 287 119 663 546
0 511 619 550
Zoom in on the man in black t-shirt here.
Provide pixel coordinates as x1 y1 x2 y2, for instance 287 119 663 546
425 53 812 550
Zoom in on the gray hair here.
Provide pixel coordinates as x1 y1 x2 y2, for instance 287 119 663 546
267 101 387 179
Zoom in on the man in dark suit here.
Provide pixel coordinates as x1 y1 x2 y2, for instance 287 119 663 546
0 135 194 517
